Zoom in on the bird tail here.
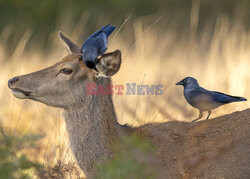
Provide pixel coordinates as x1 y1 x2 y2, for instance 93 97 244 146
214 91 247 103
233 96 247 102
101 24 116 37
228 95 247 102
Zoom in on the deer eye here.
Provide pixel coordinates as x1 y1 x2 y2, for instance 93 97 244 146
60 68 73 75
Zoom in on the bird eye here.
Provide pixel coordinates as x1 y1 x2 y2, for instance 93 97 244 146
60 68 73 75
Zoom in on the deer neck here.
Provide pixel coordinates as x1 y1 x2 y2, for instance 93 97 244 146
63 78 126 175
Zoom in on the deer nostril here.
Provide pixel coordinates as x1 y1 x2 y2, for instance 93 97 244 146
8 77 19 87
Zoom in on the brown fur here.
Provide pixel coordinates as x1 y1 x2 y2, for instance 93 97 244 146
135 109 250 178
8 32 250 178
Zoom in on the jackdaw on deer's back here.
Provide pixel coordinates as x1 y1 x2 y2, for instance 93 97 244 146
176 77 247 122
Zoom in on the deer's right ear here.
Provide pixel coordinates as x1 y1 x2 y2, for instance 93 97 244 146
96 50 122 77
59 31 81 54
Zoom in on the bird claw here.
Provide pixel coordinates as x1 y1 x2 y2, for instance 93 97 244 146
191 119 199 122
192 116 202 122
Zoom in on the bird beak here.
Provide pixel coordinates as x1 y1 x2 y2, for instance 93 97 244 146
84 60 96 69
80 56 98 72
93 66 98 72
176 81 183 85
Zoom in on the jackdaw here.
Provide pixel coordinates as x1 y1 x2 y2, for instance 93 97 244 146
81 24 116 70
176 77 247 122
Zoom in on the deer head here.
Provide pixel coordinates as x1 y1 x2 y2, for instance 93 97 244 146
8 32 121 109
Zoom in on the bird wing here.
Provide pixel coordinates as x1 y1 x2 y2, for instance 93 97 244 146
93 24 116 54
101 25 116 37
81 25 115 49
185 87 246 110
80 28 105 52
210 91 247 103
93 32 108 55
186 88 221 109
81 25 116 55
188 88 211 101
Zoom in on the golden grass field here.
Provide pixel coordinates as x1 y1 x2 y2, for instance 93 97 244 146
0 14 249 177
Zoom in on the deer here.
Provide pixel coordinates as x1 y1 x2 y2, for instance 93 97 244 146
8 32 250 178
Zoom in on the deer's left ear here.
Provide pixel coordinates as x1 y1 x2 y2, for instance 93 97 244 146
96 50 122 77
59 31 81 54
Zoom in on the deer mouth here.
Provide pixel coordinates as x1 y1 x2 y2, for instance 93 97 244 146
11 88 32 99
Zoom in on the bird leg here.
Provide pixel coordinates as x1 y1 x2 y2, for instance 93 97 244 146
192 110 203 122
206 110 211 120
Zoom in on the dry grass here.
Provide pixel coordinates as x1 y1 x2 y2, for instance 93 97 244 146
0 14 249 177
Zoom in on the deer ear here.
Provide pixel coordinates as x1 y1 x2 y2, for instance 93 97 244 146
58 31 81 54
96 50 122 77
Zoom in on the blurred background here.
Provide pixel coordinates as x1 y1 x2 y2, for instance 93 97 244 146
0 0 250 178
2 0 250 54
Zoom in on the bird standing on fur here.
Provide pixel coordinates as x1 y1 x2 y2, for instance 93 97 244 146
176 77 247 122
81 24 116 70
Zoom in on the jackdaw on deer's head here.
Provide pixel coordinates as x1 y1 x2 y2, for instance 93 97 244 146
8 31 121 109
80 24 116 71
